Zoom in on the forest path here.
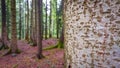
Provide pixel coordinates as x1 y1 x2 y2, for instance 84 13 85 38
0 38 64 68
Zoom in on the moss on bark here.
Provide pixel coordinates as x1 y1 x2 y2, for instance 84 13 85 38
43 41 64 50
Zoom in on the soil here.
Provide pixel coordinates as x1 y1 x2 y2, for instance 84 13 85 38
0 38 64 68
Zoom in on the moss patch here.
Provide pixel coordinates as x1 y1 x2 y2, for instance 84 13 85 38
43 41 64 50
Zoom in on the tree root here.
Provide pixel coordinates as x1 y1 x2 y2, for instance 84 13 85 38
28 40 37 46
43 41 64 50
0 44 9 50
2 48 21 56
36 54 45 59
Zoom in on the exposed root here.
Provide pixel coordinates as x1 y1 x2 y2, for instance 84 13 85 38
36 54 45 59
2 48 11 56
2 48 21 56
43 45 58 50
43 41 64 50
0 44 9 50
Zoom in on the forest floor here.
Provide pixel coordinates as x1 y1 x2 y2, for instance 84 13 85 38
0 38 64 68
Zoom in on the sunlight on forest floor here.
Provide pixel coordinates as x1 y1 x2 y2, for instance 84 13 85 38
0 38 64 68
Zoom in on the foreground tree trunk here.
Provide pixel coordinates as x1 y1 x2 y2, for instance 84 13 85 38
11 0 18 53
36 0 43 59
1 0 8 49
64 0 120 68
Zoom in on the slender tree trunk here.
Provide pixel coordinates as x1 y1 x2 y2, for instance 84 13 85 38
34 0 37 43
1 0 8 49
11 0 18 53
19 0 22 39
23 2 26 39
56 0 59 39
41 7 44 40
60 27 64 44
45 0 48 39
36 0 43 59
6 0 10 40
30 0 37 45
25 0 29 41
49 0 52 38
30 0 35 43
30 0 33 41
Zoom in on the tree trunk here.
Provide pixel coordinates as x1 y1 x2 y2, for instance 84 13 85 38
1 0 8 49
45 0 48 39
19 0 22 40
30 0 37 46
64 0 120 68
36 0 43 59
11 0 18 53
30 0 33 42
49 0 52 38
6 0 10 40
56 0 59 39
25 0 30 41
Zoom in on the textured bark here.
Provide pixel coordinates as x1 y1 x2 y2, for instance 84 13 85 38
30 0 37 45
30 0 33 42
11 0 18 53
19 0 22 40
1 0 8 49
6 0 10 39
35 0 37 43
56 0 59 39
49 0 52 38
36 0 43 59
64 0 120 68
45 0 48 39
25 0 30 41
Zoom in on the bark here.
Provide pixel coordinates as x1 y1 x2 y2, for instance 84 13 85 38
11 0 18 53
64 0 120 68
49 0 52 38
6 0 10 40
19 0 22 39
30 0 37 46
60 27 64 44
1 0 8 49
25 0 30 41
56 0 59 38
45 0 48 39
34 0 37 43
36 0 43 59
30 0 33 42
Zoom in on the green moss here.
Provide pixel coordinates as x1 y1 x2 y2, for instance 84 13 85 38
56 41 64 48
43 45 58 50
43 41 64 50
